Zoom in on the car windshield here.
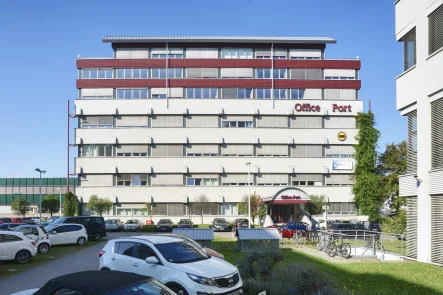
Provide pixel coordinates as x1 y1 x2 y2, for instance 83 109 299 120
50 217 66 225
155 241 209 263
45 224 58 231
158 220 171 224
107 220 117 224
126 220 137 224
107 278 173 295
179 220 190 224
214 219 227 223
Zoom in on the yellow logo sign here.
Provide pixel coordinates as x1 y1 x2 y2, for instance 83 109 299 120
338 131 347 141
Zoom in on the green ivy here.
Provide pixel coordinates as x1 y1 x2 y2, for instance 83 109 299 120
353 112 383 221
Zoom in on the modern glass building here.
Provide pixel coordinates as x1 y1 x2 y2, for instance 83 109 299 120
74 36 363 224
396 0 443 265
0 178 78 215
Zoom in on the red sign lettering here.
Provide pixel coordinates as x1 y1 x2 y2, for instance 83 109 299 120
294 103 321 112
332 104 352 113
281 195 302 200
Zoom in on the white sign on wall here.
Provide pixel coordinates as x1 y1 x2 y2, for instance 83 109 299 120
332 160 353 170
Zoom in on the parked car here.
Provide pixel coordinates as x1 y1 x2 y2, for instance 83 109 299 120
31 217 41 224
10 270 176 295
124 219 142 232
13 225 51 254
12 218 24 223
99 235 243 295
177 219 193 228
231 218 250 230
156 219 173 232
50 216 107 240
22 217 35 225
356 221 381 232
106 219 124 232
210 218 231 232
0 218 12 224
329 223 381 238
0 231 37 264
281 222 309 238
45 223 88 246
144 233 225 260
45 216 60 224
0 222 26 231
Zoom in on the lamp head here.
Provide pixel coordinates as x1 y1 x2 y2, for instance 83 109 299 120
35 168 46 174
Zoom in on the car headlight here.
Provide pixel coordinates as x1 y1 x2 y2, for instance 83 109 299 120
187 273 216 286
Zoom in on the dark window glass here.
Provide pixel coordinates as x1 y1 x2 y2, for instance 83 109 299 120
66 218 76 223
0 234 23 243
116 242 136 257
67 225 81 232
154 242 209 263
95 218 104 224
54 225 67 233
51 288 87 295
135 243 157 260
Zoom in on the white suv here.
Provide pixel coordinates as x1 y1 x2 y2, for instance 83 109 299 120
99 236 243 295
45 224 88 246
13 225 51 254
0 231 38 264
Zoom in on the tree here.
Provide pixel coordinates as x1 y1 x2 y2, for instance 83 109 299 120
352 112 384 221
193 195 210 224
42 194 60 217
11 198 28 217
143 202 153 221
381 209 406 234
377 141 407 215
305 195 325 220
237 192 266 224
63 192 79 216
86 195 113 216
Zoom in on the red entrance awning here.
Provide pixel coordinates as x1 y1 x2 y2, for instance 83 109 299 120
273 200 308 204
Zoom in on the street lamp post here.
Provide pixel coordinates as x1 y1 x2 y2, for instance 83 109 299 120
56 188 62 216
35 168 46 223
245 162 251 228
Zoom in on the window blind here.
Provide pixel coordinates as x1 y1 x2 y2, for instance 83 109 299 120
151 174 183 186
431 99 443 169
256 116 288 128
186 68 218 78
115 48 149 59
289 49 322 58
292 174 323 181
221 145 254 156
290 69 322 80
256 145 288 156
428 5 443 55
81 88 113 97
187 145 219 154
186 48 218 58
185 115 219 127
407 111 418 173
151 115 184 127
115 116 148 127
80 175 113 187
406 197 418 259
151 145 183 157
256 174 288 185
304 89 322 100
324 117 356 129
221 174 250 184
290 116 323 128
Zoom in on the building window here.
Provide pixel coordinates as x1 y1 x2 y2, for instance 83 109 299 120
290 69 323 80
325 174 354 186
221 88 253 99
399 28 416 71
256 174 288 186
429 5 443 55
289 49 322 60
151 48 184 59
221 144 254 157
273 69 286 79
221 174 252 186
185 48 219 59
186 68 218 78
273 89 287 99
257 88 271 99
325 145 354 158
221 48 253 59
291 145 323 157
272 49 287 59
186 177 219 186
169 68 183 78
221 203 238 216
290 89 305 99
186 88 218 98
116 145 149 157
256 145 288 157
116 174 148 186
292 174 323 186
221 121 253 128
327 202 356 215
256 69 271 79
150 144 183 157
431 99 443 169
81 69 113 79
116 89 149 99
115 48 149 59
117 68 149 79
152 68 166 78
186 144 219 156
407 110 418 173
81 145 113 157
80 116 113 128
221 68 253 78
324 69 356 80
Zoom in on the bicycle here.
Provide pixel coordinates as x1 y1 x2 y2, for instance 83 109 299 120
332 235 351 258
293 230 305 245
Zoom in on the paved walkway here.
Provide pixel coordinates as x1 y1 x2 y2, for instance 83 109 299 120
0 242 105 295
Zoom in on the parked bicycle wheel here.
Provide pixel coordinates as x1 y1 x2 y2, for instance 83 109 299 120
326 242 337 257
341 243 352 259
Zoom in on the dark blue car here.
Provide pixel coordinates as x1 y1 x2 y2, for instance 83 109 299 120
284 222 309 231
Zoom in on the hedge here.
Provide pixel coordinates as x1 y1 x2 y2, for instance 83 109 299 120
140 225 157 232
193 224 211 228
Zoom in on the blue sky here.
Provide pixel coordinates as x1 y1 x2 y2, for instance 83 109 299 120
0 0 405 177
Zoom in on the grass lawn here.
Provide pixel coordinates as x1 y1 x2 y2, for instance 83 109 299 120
214 237 443 295
0 240 104 278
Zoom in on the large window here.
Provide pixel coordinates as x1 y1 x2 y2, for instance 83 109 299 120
221 88 253 99
327 202 356 215
221 144 254 157
151 48 183 58
292 174 323 186
273 89 287 99
151 116 184 128
81 145 113 157
221 116 253 128
290 69 322 80
256 69 271 79
186 144 219 156
116 145 148 157
325 174 354 186
324 69 355 80
192 203 219 215
80 116 113 128
273 69 287 79
256 145 288 157
82 69 113 79
115 48 149 59
325 145 354 158
186 68 218 78
152 68 182 78
323 117 356 129
429 5 443 55
81 88 113 100
290 116 323 128
186 88 218 98
185 48 219 58
221 68 253 78
117 89 149 99
150 144 183 157
256 174 288 186
221 174 252 186
151 174 183 186
290 89 305 99
116 174 148 186
115 116 149 128
431 100 443 169
289 49 322 60
186 175 219 186
257 88 271 99
400 28 416 71
407 111 418 173
291 145 323 157
221 203 238 216
256 116 288 128
117 68 149 79
221 48 253 59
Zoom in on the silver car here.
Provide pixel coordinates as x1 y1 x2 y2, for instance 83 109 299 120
123 219 142 232
105 219 123 232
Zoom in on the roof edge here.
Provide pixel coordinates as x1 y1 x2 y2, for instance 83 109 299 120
102 36 337 45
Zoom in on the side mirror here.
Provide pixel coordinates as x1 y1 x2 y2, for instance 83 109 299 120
145 256 159 265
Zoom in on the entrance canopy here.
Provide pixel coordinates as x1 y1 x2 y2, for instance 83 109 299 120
263 187 310 204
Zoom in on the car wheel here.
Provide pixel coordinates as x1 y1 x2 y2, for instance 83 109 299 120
38 243 50 254
15 250 31 264
77 237 87 246
94 233 102 241
168 285 189 295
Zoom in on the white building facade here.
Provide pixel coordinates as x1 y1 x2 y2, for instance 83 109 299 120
74 36 363 225
395 0 443 264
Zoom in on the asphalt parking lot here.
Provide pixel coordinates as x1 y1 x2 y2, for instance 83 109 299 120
0 231 234 295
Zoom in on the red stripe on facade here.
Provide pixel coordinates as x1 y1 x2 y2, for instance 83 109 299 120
76 79 360 89
272 200 309 204
77 59 360 70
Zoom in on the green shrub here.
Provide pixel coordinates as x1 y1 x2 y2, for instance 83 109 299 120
172 224 178 228
192 224 210 228
140 225 157 232
237 249 283 280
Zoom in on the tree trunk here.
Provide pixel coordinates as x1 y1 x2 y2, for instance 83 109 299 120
201 213 203 225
